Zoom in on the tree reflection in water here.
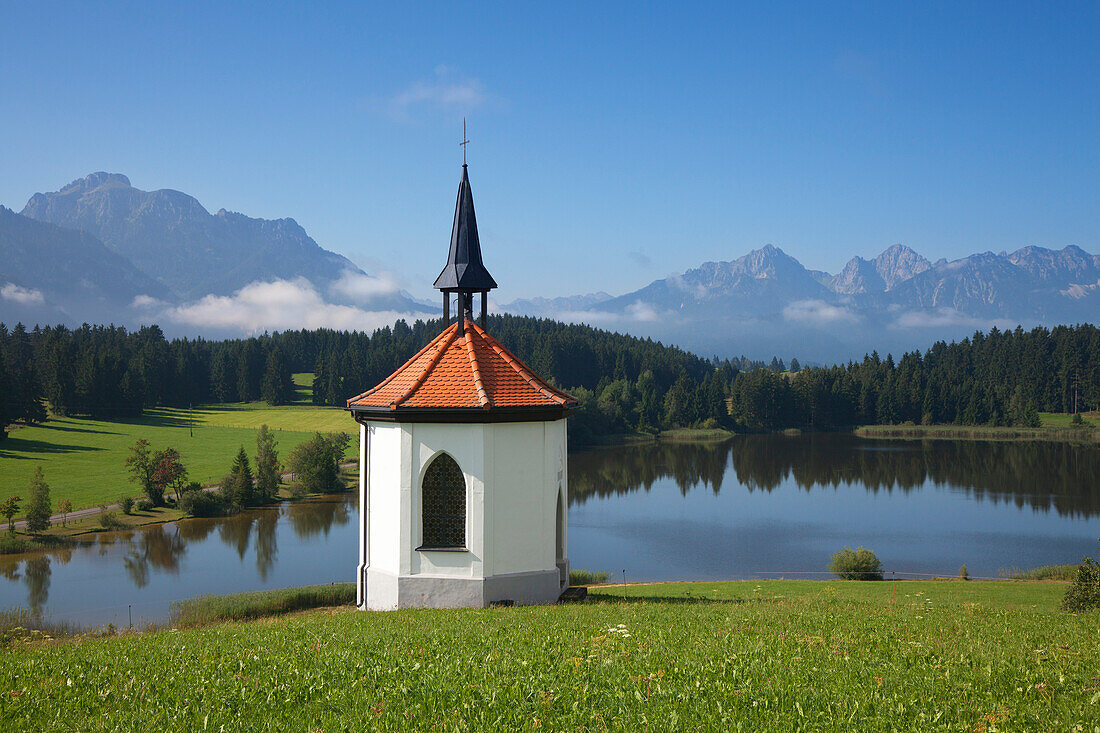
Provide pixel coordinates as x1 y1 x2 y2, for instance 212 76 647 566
254 508 279 580
218 514 255 560
123 524 186 588
24 556 51 613
569 435 1100 518
287 495 352 539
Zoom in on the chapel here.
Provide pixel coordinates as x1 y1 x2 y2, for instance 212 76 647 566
346 162 577 610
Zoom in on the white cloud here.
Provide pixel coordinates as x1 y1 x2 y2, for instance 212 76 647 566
388 67 487 119
666 273 709 300
130 294 167 309
328 269 401 303
892 308 1018 330
163 278 419 335
0 283 44 305
782 299 859 326
551 301 662 327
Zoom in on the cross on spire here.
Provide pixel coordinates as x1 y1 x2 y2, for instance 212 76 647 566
460 118 469 165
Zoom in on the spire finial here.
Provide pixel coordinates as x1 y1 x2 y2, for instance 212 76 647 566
460 118 469 165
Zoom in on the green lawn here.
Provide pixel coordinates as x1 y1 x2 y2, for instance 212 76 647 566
0 392 356 513
2 580 1097 730
1040 411 1100 428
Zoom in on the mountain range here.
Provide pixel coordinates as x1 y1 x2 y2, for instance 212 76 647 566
502 243 1100 362
2 173 430 330
2 172 1097 361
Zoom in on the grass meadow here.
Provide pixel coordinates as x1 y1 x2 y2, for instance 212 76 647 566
1 579 1097 730
0 374 357 512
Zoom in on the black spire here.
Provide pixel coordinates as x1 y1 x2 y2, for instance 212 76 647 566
434 164 497 292
434 163 496 327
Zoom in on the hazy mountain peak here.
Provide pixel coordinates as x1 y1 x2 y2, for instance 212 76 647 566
21 173 363 300
58 172 132 195
872 243 931 290
830 256 884 294
1007 244 1100 283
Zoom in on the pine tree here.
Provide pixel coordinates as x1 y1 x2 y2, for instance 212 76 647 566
0 346 11 441
261 349 293 405
25 466 52 532
224 446 255 507
255 425 280 503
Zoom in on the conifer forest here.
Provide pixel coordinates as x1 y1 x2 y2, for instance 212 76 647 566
1 316 1097 443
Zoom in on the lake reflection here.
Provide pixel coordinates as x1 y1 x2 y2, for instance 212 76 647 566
0 493 355 627
567 435 1100 585
1 435 1097 627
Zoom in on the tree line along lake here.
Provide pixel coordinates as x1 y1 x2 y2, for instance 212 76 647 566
1 433 1096 628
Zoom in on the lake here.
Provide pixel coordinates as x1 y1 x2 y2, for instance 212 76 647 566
2 434 1097 627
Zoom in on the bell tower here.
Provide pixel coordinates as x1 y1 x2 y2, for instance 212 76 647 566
347 160 577 610
433 163 496 329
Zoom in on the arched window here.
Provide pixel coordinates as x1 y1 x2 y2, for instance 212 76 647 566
421 453 466 549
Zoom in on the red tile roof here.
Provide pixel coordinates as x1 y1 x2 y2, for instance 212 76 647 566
347 321 577 414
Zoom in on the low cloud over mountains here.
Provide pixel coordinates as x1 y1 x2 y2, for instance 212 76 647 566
503 243 1100 362
3 172 1097 361
2 173 432 335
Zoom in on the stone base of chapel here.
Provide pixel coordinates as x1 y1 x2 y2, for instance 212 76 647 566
360 567 564 610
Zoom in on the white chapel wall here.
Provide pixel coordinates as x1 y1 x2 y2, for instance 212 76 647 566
407 422 486 578
366 422 403 575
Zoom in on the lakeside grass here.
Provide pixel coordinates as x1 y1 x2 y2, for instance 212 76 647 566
0 380 355 513
657 427 736 441
1001 564 1081 582
856 420 1098 442
170 583 356 627
2 579 1096 730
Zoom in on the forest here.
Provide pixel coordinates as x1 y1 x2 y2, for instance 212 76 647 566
0 316 1097 443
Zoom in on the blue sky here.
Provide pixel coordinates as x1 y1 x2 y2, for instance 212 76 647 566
2 1 1098 303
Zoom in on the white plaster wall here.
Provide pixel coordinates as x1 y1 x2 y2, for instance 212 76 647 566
363 416 568 609
407 423 486 578
366 423 403 575
489 420 567 576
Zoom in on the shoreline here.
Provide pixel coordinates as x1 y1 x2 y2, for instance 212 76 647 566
854 423 1099 442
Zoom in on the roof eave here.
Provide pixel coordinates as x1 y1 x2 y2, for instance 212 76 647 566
347 403 576 424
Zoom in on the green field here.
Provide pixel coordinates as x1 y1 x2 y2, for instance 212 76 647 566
0 375 356 512
857 416 1099 442
2 579 1096 730
1040 410 1100 428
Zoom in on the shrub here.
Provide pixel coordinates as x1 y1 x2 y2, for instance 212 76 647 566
1061 542 1100 612
959 564 968 580
570 569 610 585
179 489 231 518
0 536 30 555
135 499 154 512
287 432 350 496
98 508 125 530
828 546 883 581
118 495 135 515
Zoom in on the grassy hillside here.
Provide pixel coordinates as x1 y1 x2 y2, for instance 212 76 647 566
2 580 1097 730
0 377 356 512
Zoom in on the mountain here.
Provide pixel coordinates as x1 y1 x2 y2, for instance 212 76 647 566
829 244 931 294
0 206 165 324
501 292 613 316
21 173 361 300
505 243 1100 362
598 244 833 317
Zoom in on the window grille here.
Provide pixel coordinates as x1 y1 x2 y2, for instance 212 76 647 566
421 454 466 549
